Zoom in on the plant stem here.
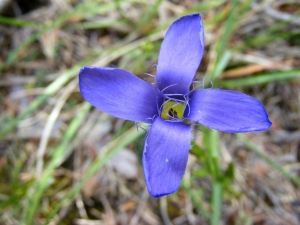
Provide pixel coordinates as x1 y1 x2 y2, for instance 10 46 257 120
211 181 222 225
203 128 223 225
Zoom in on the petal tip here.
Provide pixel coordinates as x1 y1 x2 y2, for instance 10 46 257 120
145 172 179 198
156 13 205 94
186 89 273 133
142 118 190 198
261 118 272 131
148 189 177 198
79 66 93 75
78 67 159 123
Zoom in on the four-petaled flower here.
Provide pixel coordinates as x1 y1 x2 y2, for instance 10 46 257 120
79 14 271 197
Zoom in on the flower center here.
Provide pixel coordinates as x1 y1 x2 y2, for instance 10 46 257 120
160 101 186 120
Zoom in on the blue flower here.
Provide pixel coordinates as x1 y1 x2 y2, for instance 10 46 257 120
79 14 271 197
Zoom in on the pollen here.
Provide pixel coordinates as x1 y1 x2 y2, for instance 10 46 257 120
161 101 186 120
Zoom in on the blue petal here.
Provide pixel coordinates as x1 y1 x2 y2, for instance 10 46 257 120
156 14 205 95
143 118 191 197
185 89 272 132
79 67 161 123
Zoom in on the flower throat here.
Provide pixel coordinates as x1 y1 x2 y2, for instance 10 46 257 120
160 101 186 120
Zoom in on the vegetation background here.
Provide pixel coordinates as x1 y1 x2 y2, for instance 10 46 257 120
0 0 300 224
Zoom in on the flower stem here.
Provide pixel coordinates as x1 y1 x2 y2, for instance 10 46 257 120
202 128 223 224
211 180 222 225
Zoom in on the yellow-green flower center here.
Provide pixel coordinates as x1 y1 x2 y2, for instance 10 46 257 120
161 101 186 120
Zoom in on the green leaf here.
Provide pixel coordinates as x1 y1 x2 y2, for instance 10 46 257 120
224 162 235 181
216 69 300 88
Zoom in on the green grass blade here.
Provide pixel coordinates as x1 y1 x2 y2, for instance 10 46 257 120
4 0 115 66
211 50 233 81
137 0 163 31
43 125 144 224
237 133 300 187
217 69 300 88
0 64 83 139
23 102 92 225
214 0 238 65
0 30 164 139
0 16 41 28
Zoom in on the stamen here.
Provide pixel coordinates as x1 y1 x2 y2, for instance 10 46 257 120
143 73 156 79
134 122 148 132
209 80 214 88
161 84 177 93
